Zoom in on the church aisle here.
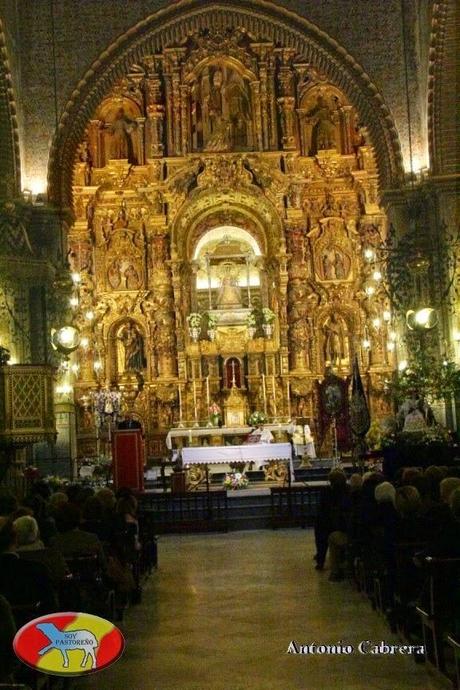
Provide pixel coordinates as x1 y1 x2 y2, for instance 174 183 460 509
78 530 443 690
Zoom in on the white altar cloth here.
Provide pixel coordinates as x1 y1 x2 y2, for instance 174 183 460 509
181 442 292 470
166 424 293 450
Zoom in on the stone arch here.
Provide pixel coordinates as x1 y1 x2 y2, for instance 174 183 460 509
171 186 282 261
0 18 21 197
47 0 404 208
428 0 460 175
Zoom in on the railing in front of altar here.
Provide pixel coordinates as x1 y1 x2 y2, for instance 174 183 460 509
138 490 228 534
270 486 324 529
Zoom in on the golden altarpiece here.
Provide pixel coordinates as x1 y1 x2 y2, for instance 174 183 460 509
67 27 394 459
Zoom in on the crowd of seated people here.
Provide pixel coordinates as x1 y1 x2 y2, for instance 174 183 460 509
314 464 460 672
0 481 156 686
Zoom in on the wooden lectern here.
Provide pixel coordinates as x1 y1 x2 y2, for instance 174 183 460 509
112 429 145 492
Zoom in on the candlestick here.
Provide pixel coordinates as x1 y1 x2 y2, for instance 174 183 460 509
178 384 184 428
286 379 291 421
192 379 199 427
262 373 267 415
272 375 278 419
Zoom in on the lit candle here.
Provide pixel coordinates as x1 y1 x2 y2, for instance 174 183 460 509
262 374 267 415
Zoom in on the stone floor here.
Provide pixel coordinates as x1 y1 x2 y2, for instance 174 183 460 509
78 530 445 690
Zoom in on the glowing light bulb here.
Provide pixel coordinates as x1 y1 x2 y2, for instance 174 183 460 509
362 338 371 350
365 285 375 296
383 310 391 323
71 272 81 285
372 270 382 282
85 310 94 321
93 359 103 372
364 248 375 261
398 360 408 371
372 318 381 329
71 363 80 375
69 296 79 308
387 342 395 352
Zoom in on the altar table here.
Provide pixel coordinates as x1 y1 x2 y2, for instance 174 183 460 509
181 442 292 471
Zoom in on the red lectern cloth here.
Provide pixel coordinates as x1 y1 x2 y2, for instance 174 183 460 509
112 430 144 491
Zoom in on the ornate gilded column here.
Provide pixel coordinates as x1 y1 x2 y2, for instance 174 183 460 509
250 81 264 151
135 117 146 165
277 49 297 151
88 120 104 168
180 85 191 155
339 105 354 155
163 49 186 157
144 57 165 158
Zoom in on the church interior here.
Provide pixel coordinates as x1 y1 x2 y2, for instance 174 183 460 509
0 0 459 688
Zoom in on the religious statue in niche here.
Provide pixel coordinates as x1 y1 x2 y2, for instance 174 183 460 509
118 321 146 372
107 258 141 290
191 64 252 152
216 264 242 309
306 95 338 154
323 313 347 366
321 248 350 281
107 107 138 163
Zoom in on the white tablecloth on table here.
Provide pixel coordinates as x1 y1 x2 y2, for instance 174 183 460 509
181 442 292 470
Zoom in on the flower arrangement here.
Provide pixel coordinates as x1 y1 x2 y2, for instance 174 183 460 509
44 475 70 492
23 465 40 482
207 313 218 330
209 402 221 416
246 312 257 328
262 308 275 324
223 472 249 490
187 312 202 328
248 410 267 426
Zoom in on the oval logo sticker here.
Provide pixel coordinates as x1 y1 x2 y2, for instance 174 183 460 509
13 612 124 676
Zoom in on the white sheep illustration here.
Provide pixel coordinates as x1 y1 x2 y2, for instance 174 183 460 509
36 622 99 669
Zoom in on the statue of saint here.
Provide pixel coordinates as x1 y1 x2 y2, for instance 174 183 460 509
323 313 345 365
307 95 338 153
108 107 138 163
119 322 146 371
216 274 242 309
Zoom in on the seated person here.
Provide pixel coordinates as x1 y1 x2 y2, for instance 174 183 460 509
0 517 57 626
50 504 106 567
248 424 274 444
14 515 68 585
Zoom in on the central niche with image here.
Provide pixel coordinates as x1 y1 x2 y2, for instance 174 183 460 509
194 226 263 325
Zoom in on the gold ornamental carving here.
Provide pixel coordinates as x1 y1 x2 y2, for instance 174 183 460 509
66 20 392 456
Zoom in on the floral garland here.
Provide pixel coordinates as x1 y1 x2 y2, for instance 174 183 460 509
209 402 221 416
